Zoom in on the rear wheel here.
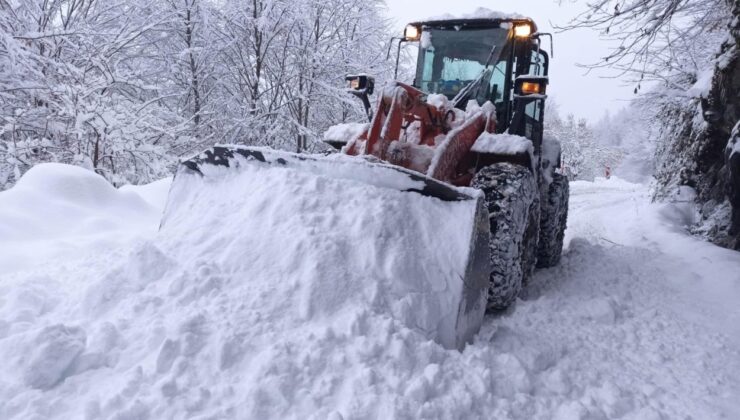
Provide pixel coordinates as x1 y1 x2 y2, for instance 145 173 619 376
537 172 569 268
472 163 539 311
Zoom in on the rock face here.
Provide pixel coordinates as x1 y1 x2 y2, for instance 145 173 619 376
655 2 740 250
703 1 740 249
727 123 740 245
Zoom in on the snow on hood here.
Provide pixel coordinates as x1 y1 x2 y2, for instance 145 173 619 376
471 133 533 157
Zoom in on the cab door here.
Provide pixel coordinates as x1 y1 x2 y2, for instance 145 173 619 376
520 50 548 153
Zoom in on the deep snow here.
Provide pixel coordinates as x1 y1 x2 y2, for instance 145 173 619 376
0 164 738 419
0 164 163 275
162 152 488 350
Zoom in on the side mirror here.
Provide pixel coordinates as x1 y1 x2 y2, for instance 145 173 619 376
345 74 375 121
346 74 374 95
514 76 548 97
532 32 554 58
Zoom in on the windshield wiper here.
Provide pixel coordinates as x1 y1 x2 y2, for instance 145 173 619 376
451 46 496 108
483 44 498 68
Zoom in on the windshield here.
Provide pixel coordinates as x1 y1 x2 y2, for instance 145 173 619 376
415 27 510 103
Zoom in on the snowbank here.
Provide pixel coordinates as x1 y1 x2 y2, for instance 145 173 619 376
0 152 499 420
0 164 164 274
119 176 173 211
323 122 368 143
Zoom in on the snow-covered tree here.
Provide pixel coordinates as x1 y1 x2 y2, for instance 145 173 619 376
593 105 654 182
0 0 394 188
0 0 180 186
545 102 623 181
211 0 392 152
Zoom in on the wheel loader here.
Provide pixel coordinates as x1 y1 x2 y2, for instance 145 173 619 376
165 13 569 348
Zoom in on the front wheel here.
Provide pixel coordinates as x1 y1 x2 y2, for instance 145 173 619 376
472 163 539 311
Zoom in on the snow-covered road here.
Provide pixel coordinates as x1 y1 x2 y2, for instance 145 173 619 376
0 166 738 419
481 178 740 419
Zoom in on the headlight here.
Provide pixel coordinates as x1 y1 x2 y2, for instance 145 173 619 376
514 24 532 38
404 24 421 41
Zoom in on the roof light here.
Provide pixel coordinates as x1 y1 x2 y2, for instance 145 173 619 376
404 24 421 41
514 23 532 38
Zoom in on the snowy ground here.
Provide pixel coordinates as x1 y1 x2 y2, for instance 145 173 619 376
0 164 738 419
488 178 740 419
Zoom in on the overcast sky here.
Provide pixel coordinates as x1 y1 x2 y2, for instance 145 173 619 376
384 0 635 122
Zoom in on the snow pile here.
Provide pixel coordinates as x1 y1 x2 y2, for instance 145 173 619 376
427 7 525 22
471 133 533 157
426 93 449 109
119 177 173 211
162 152 485 350
0 163 163 274
323 122 368 143
0 155 502 420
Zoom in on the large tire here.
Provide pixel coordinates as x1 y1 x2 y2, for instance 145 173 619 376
536 172 569 268
472 163 539 311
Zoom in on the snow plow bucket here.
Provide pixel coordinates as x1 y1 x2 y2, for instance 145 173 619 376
161 145 490 349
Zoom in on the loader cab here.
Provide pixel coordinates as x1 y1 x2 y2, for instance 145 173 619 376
408 18 550 147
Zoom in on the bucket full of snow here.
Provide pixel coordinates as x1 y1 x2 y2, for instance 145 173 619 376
161 146 490 349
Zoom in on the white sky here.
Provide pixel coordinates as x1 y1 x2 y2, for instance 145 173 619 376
384 0 635 121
